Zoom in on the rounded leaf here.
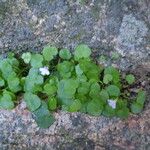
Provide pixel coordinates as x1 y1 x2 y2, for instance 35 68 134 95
57 79 79 99
104 66 120 85
136 90 146 105
116 108 129 119
75 64 83 76
0 77 5 87
103 74 113 84
125 74 135 85
131 102 143 114
87 101 103 116
48 97 57 110
44 84 57 96
74 44 91 60
0 93 14 109
21 52 31 64
42 45 58 61
59 49 71 60
33 102 55 128
69 99 81 112
24 93 41 111
106 85 120 97
99 90 109 103
30 54 43 68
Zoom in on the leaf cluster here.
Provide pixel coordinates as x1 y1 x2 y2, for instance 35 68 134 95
0 44 146 128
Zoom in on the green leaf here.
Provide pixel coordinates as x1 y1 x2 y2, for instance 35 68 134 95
104 66 120 86
3 90 16 101
75 94 87 103
79 59 102 81
0 60 13 79
125 74 135 85
99 90 109 103
77 74 87 82
30 54 43 68
44 83 57 96
7 73 21 93
131 102 143 114
79 59 91 73
33 102 55 128
7 57 19 70
106 85 120 97
28 68 44 84
49 76 59 84
24 93 41 111
60 98 74 107
0 77 5 87
48 97 57 110
7 52 15 58
86 66 100 81
57 61 74 78
42 45 58 61
74 44 91 60
136 90 146 105
89 83 101 98
24 78 35 92
68 99 81 112
24 68 44 92
80 102 88 113
59 49 71 60
77 82 90 95
21 52 31 64
0 93 14 109
116 108 129 119
57 79 79 100
116 99 127 109
75 64 83 76
86 100 103 116
102 105 116 117
103 74 113 84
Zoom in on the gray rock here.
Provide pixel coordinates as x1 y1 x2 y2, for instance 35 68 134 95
116 14 148 57
0 0 149 69
0 0 150 149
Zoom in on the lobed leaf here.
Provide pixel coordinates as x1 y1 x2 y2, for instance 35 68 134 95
42 45 58 61
106 85 120 97
48 97 57 111
59 49 71 60
24 93 41 111
125 74 135 85
33 102 55 128
74 44 91 60
0 93 14 109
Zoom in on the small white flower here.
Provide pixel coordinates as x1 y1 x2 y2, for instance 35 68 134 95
39 66 50 76
107 99 117 109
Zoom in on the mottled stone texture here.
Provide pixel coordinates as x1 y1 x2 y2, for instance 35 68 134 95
0 0 150 68
0 0 150 149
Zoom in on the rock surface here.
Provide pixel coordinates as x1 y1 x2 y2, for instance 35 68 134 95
0 0 150 149
0 0 150 69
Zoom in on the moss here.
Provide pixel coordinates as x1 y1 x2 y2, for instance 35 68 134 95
26 0 38 6
81 0 88 4
0 2 9 19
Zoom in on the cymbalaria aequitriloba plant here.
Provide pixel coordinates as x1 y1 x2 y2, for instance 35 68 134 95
0 44 146 128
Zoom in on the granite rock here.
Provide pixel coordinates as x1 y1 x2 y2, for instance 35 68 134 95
0 0 150 69
0 0 150 149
